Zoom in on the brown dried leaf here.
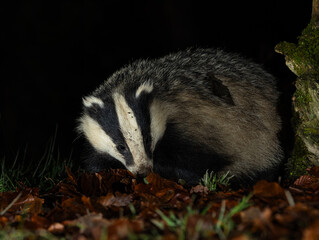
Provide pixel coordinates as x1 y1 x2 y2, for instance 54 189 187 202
58 182 81 198
238 206 275 237
60 198 88 220
253 180 284 199
98 192 133 208
240 207 263 223
77 169 136 197
80 172 102 196
190 185 209 195
230 235 250 240
186 214 215 239
81 195 95 212
0 189 44 215
135 173 185 198
155 188 176 202
107 218 144 240
23 215 51 230
65 166 77 185
27 195 44 215
48 222 65 234
302 220 319 240
308 182 319 192
162 234 179 240
169 192 191 209
294 175 316 187
293 174 319 192
308 166 319 178
63 213 111 240
0 216 8 227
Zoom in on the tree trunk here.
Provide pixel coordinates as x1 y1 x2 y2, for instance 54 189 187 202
275 0 319 179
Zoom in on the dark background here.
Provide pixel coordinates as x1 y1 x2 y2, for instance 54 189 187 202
0 1 312 163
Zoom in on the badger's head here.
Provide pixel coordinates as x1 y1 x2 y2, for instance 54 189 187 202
78 81 167 177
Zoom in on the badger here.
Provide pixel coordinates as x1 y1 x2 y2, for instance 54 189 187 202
77 48 283 186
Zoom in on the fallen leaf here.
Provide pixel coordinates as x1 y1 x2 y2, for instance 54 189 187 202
0 189 44 215
81 195 95 212
63 213 110 240
48 222 65 234
308 166 319 178
294 175 316 187
97 192 133 208
190 185 209 195
162 233 179 240
0 216 8 227
253 180 284 199
27 215 51 229
60 197 88 220
186 214 215 239
240 207 263 223
66 166 77 185
302 220 319 240
230 235 250 240
107 218 144 240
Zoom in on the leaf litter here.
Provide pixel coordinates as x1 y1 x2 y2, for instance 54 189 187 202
1 167 319 239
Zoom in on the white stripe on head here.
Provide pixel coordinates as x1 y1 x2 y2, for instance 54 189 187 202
79 114 125 164
135 81 153 98
113 92 152 172
83 96 104 108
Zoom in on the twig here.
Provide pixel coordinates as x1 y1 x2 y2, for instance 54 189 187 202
0 192 22 215
284 190 295 207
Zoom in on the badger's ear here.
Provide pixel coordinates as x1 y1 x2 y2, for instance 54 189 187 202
206 72 235 106
82 96 104 108
135 81 154 98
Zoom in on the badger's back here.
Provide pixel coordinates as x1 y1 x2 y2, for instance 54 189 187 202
79 48 283 185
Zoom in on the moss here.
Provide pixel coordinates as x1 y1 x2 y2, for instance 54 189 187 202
285 136 312 180
275 20 319 77
294 77 319 121
294 88 312 107
303 126 319 139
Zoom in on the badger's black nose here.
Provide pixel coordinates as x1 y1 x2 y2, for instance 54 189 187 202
135 165 153 178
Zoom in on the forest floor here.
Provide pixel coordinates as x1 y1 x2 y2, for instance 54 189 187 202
1 166 319 240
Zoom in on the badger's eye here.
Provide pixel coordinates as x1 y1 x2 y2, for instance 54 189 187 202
117 144 127 152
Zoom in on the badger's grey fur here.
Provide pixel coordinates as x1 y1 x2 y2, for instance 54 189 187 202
78 48 283 185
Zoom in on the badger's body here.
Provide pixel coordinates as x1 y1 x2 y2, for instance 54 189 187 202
78 48 283 185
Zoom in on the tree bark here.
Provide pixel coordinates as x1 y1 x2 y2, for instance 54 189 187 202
275 0 319 179
313 0 319 26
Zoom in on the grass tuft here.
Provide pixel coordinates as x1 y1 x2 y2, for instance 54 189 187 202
152 194 252 239
0 126 75 192
215 194 252 239
200 170 234 191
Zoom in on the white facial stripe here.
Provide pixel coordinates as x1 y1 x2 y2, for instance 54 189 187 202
150 99 168 151
83 96 104 108
79 115 125 164
135 81 153 98
113 92 150 170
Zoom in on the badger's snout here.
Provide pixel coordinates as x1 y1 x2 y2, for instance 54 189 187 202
128 163 153 178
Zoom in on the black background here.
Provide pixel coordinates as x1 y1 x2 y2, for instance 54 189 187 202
0 1 312 162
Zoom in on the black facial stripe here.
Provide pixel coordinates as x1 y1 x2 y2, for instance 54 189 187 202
125 91 153 159
84 98 135 166
83 140 126 172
